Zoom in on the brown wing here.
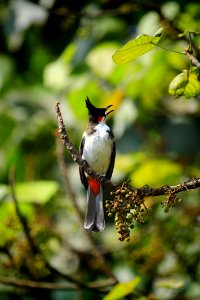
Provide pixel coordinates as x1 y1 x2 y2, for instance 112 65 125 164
106 134 116 180
79 136 88 190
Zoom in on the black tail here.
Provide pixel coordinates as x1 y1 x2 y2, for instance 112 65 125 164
84 185 105 232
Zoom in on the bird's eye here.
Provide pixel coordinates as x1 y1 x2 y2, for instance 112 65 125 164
98 116 103 122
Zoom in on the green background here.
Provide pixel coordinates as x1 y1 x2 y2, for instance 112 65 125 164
0 0 200 299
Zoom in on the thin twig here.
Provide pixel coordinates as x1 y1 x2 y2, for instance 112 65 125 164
139 178 200 197
8 166 93 287
9 166 38 254
0 275 115 291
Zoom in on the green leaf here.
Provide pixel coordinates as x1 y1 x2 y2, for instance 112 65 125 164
0 201 35 246
112 28 163 64
131 159 182 187
103 277 140 300
178 29 200 38
15 181 59 204
169 67 200 98
61 43 76 63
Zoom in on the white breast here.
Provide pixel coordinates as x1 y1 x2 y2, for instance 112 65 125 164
82 123 113 174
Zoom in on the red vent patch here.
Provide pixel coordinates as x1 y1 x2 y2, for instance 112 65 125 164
88 178 101 196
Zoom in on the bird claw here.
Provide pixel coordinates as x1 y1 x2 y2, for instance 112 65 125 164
99 174 107 183
82 159 87 166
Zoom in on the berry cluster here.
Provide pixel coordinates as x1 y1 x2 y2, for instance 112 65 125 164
162 191 181 213
106 182 149 241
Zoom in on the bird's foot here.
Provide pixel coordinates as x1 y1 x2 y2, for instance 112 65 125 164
99 173 107 183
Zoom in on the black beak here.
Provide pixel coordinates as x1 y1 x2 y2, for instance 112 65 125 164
105 104 114 116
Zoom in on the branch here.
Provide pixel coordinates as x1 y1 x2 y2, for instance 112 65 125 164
185 48 200 69
55 107 118 283
9 167 38 254
0 275 115 291
55 101 200 196
8 166 92 286
55 101 200 241
55 101 113 189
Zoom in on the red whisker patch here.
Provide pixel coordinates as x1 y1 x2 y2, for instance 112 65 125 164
88 178 101 196
98 116 103 123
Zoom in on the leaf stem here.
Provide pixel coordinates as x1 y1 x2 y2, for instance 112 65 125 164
154 43 185 55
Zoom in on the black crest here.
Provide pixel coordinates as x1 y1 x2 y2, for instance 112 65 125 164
85 97 107 117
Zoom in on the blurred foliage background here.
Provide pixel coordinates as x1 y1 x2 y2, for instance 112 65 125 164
0 0 200 299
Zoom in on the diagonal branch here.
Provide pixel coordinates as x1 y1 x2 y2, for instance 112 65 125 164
0 275 115 291
55 101 200 242
8 166 92 286
55 101 113 189
55 106 118 282
9 166 38 254
185 48 200 69
55 101 200 198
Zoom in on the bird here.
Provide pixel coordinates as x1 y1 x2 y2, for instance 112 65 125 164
79 97 116 232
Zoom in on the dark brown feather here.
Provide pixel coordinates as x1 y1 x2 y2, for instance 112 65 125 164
79 136 88 190
106 138 116 180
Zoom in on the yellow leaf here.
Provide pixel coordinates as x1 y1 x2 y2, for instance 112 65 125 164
15 181 59 204
103 277 140 300
131 159 182 187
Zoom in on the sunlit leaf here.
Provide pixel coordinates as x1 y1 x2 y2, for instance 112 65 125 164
61 43 76 63
115 153 145 174
168 71 188 96
103 277 140 300
131 159 182 187
0 201 35 246
169 67 200 98
15 181 59 204
0 202 20 245
112 28 163 64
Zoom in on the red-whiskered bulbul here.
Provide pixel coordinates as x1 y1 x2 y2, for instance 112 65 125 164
79 97 116 232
